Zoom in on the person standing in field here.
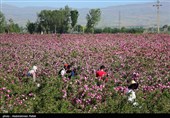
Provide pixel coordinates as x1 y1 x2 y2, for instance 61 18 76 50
27 66 37 82
126 80 139 106
96 65 108 82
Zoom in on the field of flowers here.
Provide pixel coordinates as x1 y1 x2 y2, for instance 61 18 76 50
0 33 170 113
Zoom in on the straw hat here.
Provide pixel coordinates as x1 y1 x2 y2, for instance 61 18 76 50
128 80 138 89
131 80 136 84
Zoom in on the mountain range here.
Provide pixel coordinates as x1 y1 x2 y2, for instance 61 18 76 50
2 2 170 28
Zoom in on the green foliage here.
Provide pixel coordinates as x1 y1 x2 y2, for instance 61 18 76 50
74 24 84 33
1 71 170 113
86 9 101 33
1 32 170 113
0 11 6 33
36 5 71 34
70 50 79 58
6 19 21 33
70 10 79 31
94 27 144 34
103 27 113 33
94 28 103 33
26 21 36 34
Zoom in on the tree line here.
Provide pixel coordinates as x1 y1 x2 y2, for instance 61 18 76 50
0 12 21 33
0 5 101 34
27 5 101 34
1 5 170 34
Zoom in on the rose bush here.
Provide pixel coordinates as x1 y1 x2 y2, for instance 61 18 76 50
0 33 170 113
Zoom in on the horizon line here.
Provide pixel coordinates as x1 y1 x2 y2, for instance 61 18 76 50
2 0 155 3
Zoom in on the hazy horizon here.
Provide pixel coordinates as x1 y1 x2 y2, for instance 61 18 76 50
0 0 164 9
1 0 170 28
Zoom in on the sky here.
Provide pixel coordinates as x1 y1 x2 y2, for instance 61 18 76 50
0 0 163 8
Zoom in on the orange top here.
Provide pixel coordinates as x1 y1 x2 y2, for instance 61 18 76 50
64 64 68 67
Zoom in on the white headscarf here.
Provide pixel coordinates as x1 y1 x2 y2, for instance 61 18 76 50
32 66 37 72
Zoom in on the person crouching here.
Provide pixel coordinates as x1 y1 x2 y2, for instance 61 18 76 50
96 65 108 82
27 66 37 82
58 64 69 78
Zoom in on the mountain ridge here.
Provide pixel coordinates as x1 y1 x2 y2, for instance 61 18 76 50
2 2 170 28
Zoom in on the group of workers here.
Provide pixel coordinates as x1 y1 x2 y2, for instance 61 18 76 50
26 64 139 107
58 64 77 79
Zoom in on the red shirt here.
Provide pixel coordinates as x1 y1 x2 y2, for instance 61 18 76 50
96 70 107 77
96 70 108 82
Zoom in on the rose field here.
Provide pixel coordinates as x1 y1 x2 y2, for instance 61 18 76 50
0 33 170 113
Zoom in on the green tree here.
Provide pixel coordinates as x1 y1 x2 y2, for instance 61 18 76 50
7 19 20 33
52 9 64 33
0 12 6 33
94 28 103 34
86 9 101 33
37 5 71 34
70 10 79 32
75 24 83 33
162 25 168 32
120 27 126 33
168 26 170 31
112 28 120 33
37 10 52 33
26 21 36 34
103 27 113 33
63 5 71 33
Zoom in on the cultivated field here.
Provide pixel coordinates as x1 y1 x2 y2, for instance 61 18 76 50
0 33 170 113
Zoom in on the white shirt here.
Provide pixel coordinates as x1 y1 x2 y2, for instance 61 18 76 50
61 68 66 77
28 69 36 82
127 89 136 103
28 69 36 74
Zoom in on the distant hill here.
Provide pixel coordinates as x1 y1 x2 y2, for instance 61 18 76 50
2 2 170 28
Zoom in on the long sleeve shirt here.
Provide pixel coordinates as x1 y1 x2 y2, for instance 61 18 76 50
127 89 136 103
28 69 36 82
61 68 66 77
